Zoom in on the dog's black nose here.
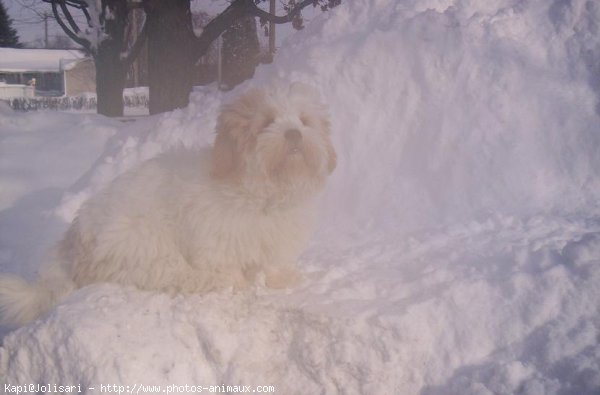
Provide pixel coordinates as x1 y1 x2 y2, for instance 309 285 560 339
285 129 302 145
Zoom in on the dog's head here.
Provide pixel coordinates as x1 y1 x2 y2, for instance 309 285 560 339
211 82 336 198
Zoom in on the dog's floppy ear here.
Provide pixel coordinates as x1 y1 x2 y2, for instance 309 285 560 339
317 113 336 174
326 139 337 174
211 112 237 179
211 88 267 179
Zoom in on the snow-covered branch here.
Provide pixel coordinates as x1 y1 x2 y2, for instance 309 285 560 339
122 17 147 68
193 0 317 62
248 0 315 24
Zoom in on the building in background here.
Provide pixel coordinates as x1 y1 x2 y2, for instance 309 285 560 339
0 48 95 98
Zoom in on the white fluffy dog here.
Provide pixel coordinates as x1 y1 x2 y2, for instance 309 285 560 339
0 82 336 326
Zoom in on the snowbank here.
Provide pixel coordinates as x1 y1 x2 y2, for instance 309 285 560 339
265 0 600 232
2 0 600 394
0 104 117 279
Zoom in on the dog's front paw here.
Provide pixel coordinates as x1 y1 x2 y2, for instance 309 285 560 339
264 266 303 289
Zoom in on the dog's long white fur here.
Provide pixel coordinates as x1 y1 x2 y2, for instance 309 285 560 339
0 83 336 327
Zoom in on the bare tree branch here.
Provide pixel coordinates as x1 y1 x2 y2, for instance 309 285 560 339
248 0 315 24
193 0 316 62
14 0 50 21
50 1 91 50
58 0 80 33
81 6 92 27
193 0 247 61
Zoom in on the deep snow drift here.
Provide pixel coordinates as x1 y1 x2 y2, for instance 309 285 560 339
2 0 600 394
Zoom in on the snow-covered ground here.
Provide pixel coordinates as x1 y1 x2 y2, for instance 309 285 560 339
2 0 600 393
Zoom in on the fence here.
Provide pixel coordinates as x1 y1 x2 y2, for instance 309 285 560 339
2 91 148 112
0 83 35 100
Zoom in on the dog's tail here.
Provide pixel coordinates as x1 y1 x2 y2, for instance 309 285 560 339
0 271 74 327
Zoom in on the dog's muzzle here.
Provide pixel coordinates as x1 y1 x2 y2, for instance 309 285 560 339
285 129 303 154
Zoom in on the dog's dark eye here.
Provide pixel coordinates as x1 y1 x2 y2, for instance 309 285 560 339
261 116 275 131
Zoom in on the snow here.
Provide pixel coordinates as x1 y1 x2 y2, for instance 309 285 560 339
2 0 600 394
0 103 118 281
0 48 87 73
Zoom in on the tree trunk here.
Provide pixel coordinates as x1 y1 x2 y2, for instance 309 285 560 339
95 0 128 118
95 40 126 117
146 0 195 115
